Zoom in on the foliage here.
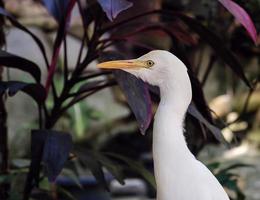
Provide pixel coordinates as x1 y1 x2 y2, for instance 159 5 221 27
0 0 258 199
208 162 254 200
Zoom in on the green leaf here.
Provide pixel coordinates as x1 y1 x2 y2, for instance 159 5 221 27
57 186 77 200
106 153 156 189
61 168 83 189
218 163 254 174
77 150 109 190
207 162 220 173
91 151 125 185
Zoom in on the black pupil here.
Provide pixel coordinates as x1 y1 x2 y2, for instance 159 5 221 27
148 61 152 66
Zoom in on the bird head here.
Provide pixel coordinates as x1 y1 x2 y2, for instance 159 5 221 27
98 50 192 113
97 50 190 89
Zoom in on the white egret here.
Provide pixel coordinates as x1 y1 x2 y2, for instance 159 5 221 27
97 50 229 200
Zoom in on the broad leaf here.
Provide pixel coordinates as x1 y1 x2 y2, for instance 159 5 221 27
43 0 71 22
24 130 47 199
114 71 152 134
24 129 73 200
42 130 73 182
0 8 49 68
218 0 258 44
0 81 46 104
100 52 152 135
97 0 133 21
0 50 41 82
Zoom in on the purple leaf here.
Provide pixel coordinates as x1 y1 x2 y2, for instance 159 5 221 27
42 130 73 182
97 0 133 21
24 130 47 198
218 0 258 44
99 52 152 134
43 0 70 22
0 81 46 104
114 70 152 134
24 130 72 198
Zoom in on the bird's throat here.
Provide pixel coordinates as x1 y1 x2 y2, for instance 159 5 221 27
153 92 194 199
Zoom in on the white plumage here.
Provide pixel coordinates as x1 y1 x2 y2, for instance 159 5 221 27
98 50 230 200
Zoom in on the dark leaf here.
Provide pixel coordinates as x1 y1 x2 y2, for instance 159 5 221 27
222 177 238 190
100 51 152 135
0 50 41 82
178 14 252 88
91 151 125 185
207 162 220 172
24 130 48 199
187 70 213 123
188 104 228 145
216 172 237 184
81 2 103 27
218 0 258 44
115 70 152 134
42 130 73 182
106 153 156 189
168 23 197 46
0 81 46 104
97 0 133 21
61 168 83 189
43 0 70 22
77 149 109 190
57 186 77 200
0 8 49 68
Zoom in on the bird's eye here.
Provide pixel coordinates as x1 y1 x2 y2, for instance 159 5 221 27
146 60 155 68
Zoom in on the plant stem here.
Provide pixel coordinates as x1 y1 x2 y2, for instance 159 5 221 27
63 35 68 84
201 54 216 86
74 71 112 83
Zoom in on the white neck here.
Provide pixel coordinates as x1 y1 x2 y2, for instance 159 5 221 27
152 75 194 200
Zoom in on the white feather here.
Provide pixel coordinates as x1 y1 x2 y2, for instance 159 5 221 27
126 50 230 200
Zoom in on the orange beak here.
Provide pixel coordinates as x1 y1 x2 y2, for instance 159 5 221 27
97 60 146 70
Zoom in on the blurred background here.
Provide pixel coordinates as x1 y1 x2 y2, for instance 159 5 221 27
0 0 259 199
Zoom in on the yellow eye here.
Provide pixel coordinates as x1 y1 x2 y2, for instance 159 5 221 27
146 60 154 68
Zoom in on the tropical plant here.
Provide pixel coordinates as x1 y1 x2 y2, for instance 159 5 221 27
0 0 258 199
